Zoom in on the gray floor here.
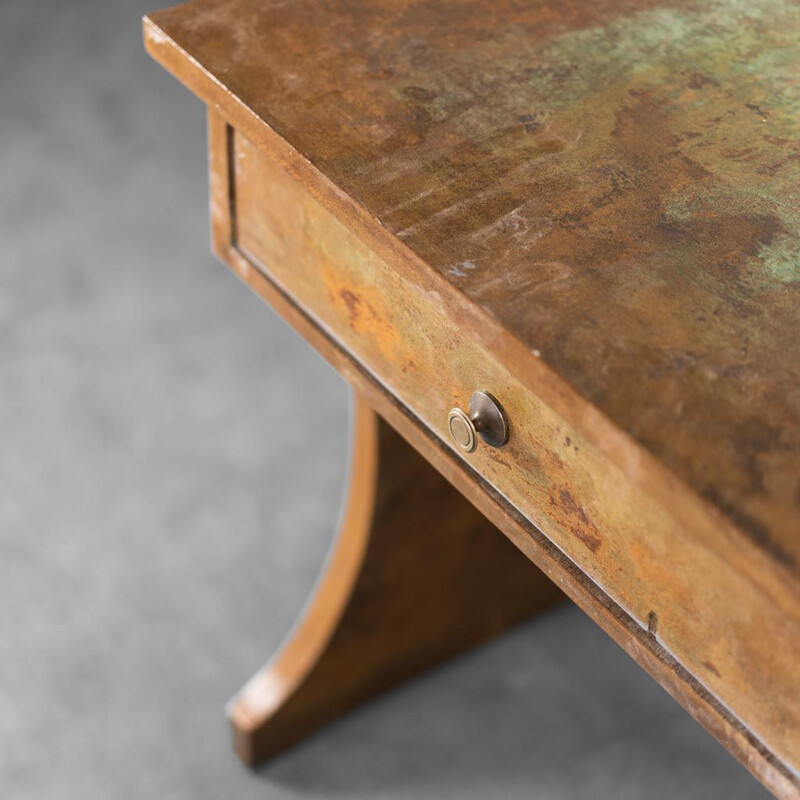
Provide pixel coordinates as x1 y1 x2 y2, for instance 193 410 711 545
0 0 769 797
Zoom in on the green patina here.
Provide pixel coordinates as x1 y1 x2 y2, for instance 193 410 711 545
399 0 800 286
761 237 800 284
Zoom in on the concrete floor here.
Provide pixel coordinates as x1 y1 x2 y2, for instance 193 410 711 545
0 0 768 797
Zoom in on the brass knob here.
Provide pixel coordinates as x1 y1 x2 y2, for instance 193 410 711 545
447 391 509 453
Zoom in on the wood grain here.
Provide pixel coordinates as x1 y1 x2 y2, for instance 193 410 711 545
229 394 564 765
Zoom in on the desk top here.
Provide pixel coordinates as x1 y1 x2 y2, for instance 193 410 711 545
146 0 800 576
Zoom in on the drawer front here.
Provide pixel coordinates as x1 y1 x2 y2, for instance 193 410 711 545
230 129 800 769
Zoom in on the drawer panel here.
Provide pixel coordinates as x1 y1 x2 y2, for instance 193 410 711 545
231 128 800 770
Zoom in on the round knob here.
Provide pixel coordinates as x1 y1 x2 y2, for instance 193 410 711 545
447 391 509 453
448 407 477 452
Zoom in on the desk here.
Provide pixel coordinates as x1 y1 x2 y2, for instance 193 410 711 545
143 2 800 794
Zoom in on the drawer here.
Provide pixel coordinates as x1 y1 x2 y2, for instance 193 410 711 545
222 123 799 772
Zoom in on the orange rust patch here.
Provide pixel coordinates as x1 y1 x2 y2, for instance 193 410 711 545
320 265 402 364
554 487 602 553
339 288 362 326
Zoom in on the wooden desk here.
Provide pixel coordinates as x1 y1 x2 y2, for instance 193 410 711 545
143 1 800 795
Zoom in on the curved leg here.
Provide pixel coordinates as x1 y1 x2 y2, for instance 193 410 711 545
228 392 564 766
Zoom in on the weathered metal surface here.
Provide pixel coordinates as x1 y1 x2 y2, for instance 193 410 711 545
231 131 800 784
145 4 800 792
148 0 800 574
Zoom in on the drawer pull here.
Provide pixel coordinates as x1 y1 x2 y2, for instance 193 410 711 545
447 391 509 453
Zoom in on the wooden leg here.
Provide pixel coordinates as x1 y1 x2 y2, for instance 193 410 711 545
228 392 564 766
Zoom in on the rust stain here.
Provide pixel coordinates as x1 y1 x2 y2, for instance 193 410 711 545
338 288 362 326
556 487 602 553
321 265 403 364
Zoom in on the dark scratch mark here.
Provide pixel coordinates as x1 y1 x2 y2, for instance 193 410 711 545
687 71 719 90
745 102 770 120
558 488 602 553
703 660 721 677
339 289 361 325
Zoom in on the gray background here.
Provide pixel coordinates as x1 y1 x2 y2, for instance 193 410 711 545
0 0 769 797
